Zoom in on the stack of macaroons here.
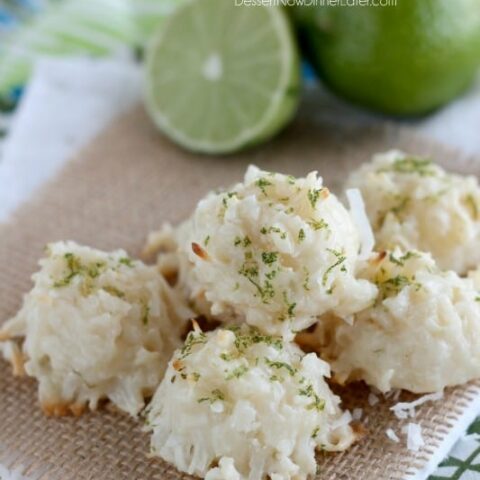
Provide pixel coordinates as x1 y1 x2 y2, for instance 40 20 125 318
3 156 480 480
144 158 480 477
295 151 480 395
143 166 374 479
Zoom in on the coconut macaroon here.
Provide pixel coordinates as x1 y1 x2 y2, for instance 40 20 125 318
146 324 355 480
346 150 480 274
174 165 377 339
309 249 480 393
0 241 191 417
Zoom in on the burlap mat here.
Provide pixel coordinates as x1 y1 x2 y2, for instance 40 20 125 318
1 107 480 480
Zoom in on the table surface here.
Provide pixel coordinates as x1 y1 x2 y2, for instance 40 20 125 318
0 57 480 480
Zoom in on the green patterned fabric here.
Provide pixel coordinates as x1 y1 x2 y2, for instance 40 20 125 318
132 0 183 46
0 0 186 103
431 416 480 479
0 0 135 101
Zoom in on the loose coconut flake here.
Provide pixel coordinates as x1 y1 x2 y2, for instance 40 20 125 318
403 423 425 452
391 391 443 419
346 188 375 261
385 428 400 443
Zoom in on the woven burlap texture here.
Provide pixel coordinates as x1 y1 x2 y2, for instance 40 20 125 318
1 107 479 480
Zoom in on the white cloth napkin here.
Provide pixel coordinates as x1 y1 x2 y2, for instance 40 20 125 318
0 56 142 223
301 75 480 156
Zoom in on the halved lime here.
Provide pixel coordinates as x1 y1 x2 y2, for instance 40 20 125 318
144 0 300 154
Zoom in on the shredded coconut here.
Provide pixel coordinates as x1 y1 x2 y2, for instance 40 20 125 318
346 188 375 261
352 408 363 421
403 423 425 452
205 457 242 480
385 428 400 443
368 392 379 406
391 391 444 419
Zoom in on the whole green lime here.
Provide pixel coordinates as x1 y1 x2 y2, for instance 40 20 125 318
292 0 480 116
